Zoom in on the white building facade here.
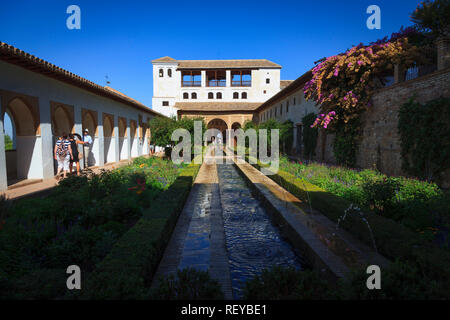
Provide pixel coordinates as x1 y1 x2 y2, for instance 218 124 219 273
151 57 283 118
256 71 319 155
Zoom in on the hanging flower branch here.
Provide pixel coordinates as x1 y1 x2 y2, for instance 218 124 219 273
305 27 425 129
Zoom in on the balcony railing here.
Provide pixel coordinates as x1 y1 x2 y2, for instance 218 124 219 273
405 64 437 81
182 80 201 87
231 80 251 87
207 80 226 87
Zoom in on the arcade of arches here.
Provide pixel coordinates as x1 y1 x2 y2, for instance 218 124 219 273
179 111 254 145
0 88 155 191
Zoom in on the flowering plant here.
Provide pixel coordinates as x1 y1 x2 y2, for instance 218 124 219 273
304 28 425 129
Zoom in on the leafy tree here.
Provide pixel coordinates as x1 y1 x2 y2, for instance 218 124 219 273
302 113 318 159
149 116 175 147
411 0 450 39
148 116 205 158
280 120 293 153
4 134 13 151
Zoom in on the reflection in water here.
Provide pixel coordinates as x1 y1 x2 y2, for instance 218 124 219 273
178 188 212 272
217 163 303 299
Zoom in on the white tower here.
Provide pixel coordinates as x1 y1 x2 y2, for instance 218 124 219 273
151 56 179 118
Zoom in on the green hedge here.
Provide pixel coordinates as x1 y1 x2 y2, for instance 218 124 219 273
72 164 200 299
249 161 450 291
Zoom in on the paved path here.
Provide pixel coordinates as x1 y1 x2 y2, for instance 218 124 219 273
151 150 233 299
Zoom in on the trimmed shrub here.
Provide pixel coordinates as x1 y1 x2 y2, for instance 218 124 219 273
339 259 450 299
247 160 450 298
149 268 224 300
75 164 200 299
243 266 335 300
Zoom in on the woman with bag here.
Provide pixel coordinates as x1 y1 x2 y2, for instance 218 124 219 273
54 133 73 180
68 133 85 176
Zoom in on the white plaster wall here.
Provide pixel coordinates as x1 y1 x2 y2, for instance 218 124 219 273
131 138 138 158
16 136 42 179
257 86 320 154
104 137 116 164
259 87 319 125
119 137 128 160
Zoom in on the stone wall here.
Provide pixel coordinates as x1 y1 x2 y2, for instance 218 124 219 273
313 67 450 186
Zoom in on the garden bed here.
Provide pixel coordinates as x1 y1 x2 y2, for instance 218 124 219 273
240 153 450 298
74 162 200 299
0 156 195 300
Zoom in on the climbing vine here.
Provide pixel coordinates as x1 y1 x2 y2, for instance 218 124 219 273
301 113 318 160
398 97 450 182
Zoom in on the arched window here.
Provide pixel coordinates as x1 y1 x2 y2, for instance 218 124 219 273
241 92 247 99
208 92 214 99
159 69 164 77
286 101 289 113
280 104 283 115
233 92 239 99
183 92 189 99
191 92 197 99
216 92 222 99
168 69 172 77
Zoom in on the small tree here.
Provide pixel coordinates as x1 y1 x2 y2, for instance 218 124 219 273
302 113 318 160
148 116 206 159
280 120 294 154
4 134 13 151
149 116 175 147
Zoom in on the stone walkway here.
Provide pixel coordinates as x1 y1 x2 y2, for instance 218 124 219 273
150 150 233 299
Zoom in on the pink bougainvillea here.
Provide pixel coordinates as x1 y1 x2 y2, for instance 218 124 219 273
304 27 425 129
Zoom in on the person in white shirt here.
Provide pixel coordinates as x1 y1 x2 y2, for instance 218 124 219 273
83 129 93 167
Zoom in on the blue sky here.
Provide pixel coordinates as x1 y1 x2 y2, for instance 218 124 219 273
1 0 420 136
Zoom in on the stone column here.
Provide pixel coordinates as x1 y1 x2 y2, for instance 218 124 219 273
201 70 206 87
226 70 231 87
0 102 7 191
394 64 405 84
437 37 450 71
73 105 84 168
137 118 142 156
126 118 131 160
97 114 105 166
39 96 55 179
113 115 120 162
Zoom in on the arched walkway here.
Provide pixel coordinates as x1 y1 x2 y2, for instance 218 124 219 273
51 104 74 138
231 122 242 147
82 109 98 167
51 104 74 174
118 117 128 160
208 118 228 145
3 97 40 182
